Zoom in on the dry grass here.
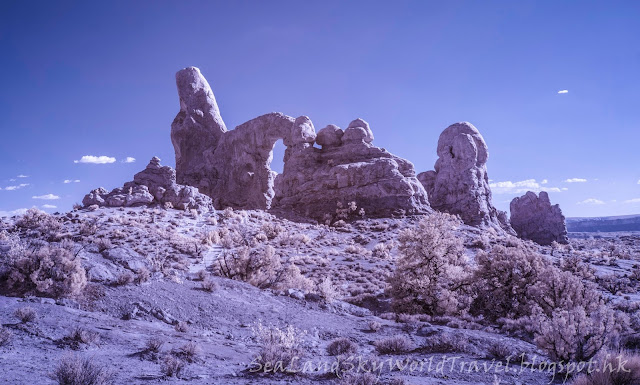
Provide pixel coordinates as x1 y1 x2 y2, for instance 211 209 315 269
374 336 414 355
52 354 114 385
14 306 37 323
327 338 358 356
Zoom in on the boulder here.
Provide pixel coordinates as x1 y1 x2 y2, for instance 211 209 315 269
82 157 213 212
510 191 568 245
418 122 512 233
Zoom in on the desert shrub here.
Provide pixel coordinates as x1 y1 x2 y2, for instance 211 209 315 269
172 342 200 363
160 354 185 377
215 245 311 291
135 267 150 284
14 306 37 323
145 337 164 353
530 305 617 362
61 327 100 350
339 372 379 385
94 238 112 253
52 354 115 385
251 322 307 374
422 333 469 354
261 222 284 240
0 326 12 346
367 321 382 332
114 272 134 286
201 277 218 292
471 241 546 321
1 237 87 298
327 338 358 356
374 335 413 355
560 254 596 280
485 340 518 360
16 208 62 236
571 352 640 385
174 321 189 333
598 274 632 295
388 213 470 316
372 243 391 259
317 277 339 303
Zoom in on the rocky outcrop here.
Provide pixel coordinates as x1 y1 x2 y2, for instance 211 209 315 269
510 191 568 245
418 122 511 232
170 66 430 218
82 157 213 212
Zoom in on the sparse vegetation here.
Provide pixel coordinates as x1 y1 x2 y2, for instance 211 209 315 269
327 337 358 356
14 306 37 323
52 354 114 385
374 335 414 355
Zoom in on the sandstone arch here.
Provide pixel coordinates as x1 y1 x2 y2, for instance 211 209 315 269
171 66 430 218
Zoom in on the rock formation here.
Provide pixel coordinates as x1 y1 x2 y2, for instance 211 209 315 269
510 191 568 245
170 66 430 218
82 157 213 212
418 122 511 232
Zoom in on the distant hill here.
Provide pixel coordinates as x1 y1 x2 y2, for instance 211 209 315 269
566 214 640 232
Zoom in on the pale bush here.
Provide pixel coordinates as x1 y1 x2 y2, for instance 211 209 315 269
201 277 218 292
251 322 307 373
571 352 640 385
388 213 469 316
172 342 200 363
367 321 382 332
261 222 284 240
1 237 87 298
471 241 546 321
0 326 12 346
327 338 358 356
114 272 134 286
16 208 62 235
531 305 616 362
174 321 189 333
422 332 469 353
160 354 185 377
14 306 37 323
52 354 114 385
339 372 379 385
374 335 414 354
62 327 100 350
372 243 391 259
317 277 339 303
215 245 311 291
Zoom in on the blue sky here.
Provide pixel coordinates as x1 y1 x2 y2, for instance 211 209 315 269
1 1 639 218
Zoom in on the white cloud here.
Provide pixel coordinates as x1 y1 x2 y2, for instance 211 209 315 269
557 90 569 94
74 155 116 164
41 204 57 209
17 174 28 178
4 183 29 191
577 198 605 205
564 178 587 183
489 179 564 194
32 194 60 200
123 157 136 163
625 198 640 204
541 179 548 184
0 208 28 217
637 179 640 185
63 179 81 184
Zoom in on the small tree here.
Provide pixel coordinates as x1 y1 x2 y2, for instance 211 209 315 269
388 213 469 316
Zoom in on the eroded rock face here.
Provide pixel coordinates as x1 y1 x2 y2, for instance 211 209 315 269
274 118 430 219
510 191 568 245
170 67 430 218
418 122 512 232
82 157 213 212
